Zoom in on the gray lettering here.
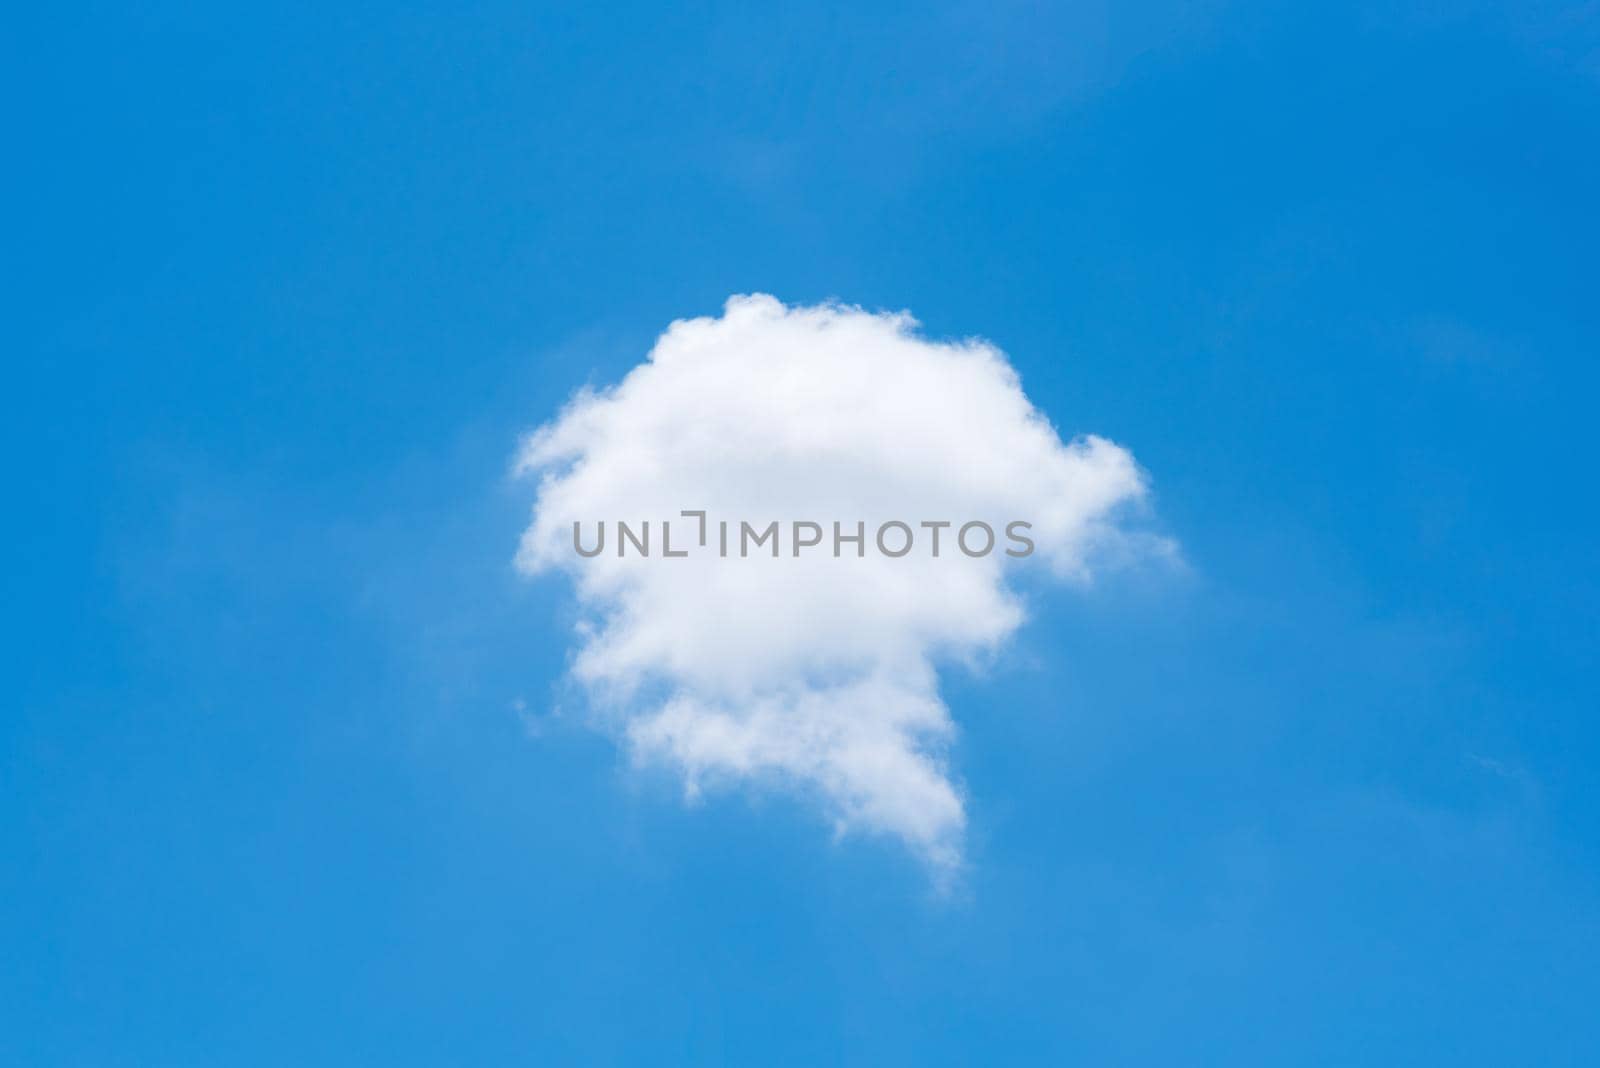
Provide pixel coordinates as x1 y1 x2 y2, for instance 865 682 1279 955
1004 521 1035 558
792 521 823 556
834 521 865 557
574 521 605 558
958 521 995 557
681 510 707 546
618 520 649 557
876 521 913 558
662 520 688 557
741 521 779 557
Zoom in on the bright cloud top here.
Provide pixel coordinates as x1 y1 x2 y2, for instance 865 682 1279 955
516 294 1155 874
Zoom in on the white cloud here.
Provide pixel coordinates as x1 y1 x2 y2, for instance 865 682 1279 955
515 294 1159 876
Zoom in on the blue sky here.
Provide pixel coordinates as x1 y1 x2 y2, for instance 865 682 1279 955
6 1 1600 1063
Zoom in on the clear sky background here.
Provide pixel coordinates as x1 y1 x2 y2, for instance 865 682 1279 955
6 2 1600 1063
